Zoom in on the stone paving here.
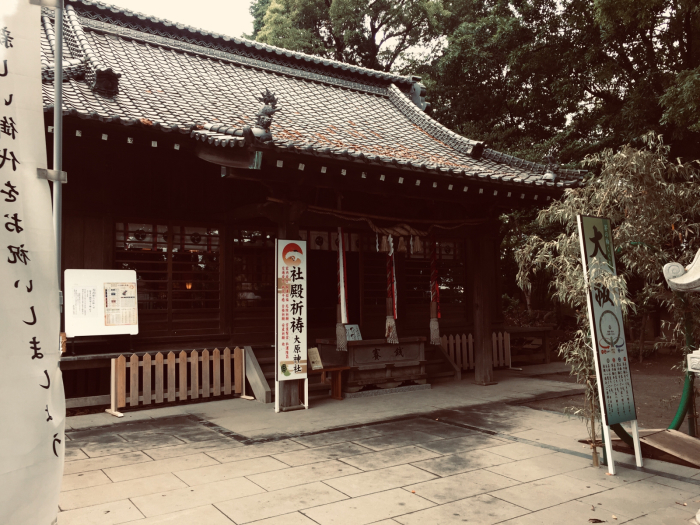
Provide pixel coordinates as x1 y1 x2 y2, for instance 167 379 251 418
57 367 700 524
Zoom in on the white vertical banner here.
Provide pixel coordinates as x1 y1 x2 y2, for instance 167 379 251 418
578 215 641 474
275 240 308 383
0 2 65 524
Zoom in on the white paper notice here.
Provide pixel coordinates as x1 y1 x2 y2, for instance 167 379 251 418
72 285 98 317
104 282 138 326
64 269 138 336
0 2 65 524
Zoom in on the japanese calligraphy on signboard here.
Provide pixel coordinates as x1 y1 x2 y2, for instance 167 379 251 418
65 270 139 336
275 240 308 380
578 216 637 426
0 2 65 523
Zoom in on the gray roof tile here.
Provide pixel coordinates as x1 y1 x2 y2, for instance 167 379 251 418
39 5 583 189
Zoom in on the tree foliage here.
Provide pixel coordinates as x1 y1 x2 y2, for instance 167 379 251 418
249 0 446 71
421 0 700 163
515 133 700 433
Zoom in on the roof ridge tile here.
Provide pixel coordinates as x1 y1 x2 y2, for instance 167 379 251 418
387 84 484 160
63 5 121 97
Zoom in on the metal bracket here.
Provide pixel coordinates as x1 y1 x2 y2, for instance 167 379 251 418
37 168 67 184
29 0 64 7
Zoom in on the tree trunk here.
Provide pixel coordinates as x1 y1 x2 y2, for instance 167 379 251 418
523 289 532 313
638 314 648 363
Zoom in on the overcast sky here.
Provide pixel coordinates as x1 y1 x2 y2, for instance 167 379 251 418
102 0 254 39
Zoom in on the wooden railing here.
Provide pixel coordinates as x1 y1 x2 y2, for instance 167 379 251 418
107 347 244 416
440 332 511 371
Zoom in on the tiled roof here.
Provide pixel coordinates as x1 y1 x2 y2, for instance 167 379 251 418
40 3 583 189
64 0 414 87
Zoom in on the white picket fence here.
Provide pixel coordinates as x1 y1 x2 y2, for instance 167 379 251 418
440 332 511 370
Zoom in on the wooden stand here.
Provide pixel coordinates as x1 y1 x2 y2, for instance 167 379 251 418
309 366 351 400
275 378 308 412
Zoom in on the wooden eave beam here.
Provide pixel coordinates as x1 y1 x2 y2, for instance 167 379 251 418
221 150 562 210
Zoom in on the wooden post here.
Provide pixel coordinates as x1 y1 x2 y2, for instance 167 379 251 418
472 235 495 385
468 333 474 369
155 352 164 403
179 351 187 401
223 347 232 395
202 349 210 398
191 350 199 399
105 358 124 417
213 348 221 396
142 353 152 405
116 354 127 407
129 354 139 407
276 204 304 410
167 351 176 402
234 346 243 394
590 389 599 467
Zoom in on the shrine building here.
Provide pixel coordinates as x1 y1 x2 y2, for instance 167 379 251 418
41 1 582 410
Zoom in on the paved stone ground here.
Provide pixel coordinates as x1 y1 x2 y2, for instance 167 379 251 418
57 367 700 525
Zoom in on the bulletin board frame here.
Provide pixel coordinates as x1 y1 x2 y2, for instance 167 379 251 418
64 269 139 337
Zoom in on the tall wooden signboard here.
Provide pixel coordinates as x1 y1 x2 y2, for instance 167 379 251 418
578 215 642 474
275 239 308 412
0 2 65 523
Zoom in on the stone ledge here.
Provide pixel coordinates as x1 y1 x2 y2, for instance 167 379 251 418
343 383 431 399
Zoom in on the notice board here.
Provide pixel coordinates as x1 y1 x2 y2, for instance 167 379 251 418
64 269 139 337
578 216 637 425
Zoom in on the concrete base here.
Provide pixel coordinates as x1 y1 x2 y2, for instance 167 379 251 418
342 383 431 399
279 404 306 412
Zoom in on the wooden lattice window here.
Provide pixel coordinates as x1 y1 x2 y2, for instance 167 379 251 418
231 229 276 309
114 222 224 336
357 238 465 306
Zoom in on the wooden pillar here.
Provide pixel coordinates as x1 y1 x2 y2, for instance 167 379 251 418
472 232 496 385
277 201 303 409
493 232 505 325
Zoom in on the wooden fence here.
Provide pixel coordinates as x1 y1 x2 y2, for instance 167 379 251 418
107 347 244 416
441 332 511 371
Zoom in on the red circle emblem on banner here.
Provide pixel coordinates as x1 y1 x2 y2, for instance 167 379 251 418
282 243 303 266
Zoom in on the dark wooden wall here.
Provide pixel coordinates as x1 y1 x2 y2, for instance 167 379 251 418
53 118 504 397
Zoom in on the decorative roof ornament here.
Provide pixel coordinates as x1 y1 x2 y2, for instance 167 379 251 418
62 5 122 97
663 249 700 382
663 248 700 292
243 88 280 144
255 89 279 130
542 151 558 182
92 67 121 97
408 76 430 112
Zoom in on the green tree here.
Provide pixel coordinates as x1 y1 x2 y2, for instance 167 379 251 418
248 0 272 39
516 133 700 444
250 0 446 72
421 0 700 163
